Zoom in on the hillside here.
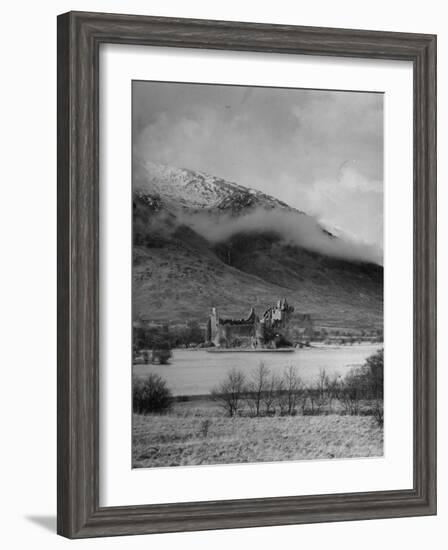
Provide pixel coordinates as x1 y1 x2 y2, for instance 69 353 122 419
133 162 383 330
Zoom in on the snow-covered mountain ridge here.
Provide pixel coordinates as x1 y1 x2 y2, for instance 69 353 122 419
133 160 295 214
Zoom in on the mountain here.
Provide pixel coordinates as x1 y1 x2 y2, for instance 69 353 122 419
134 160 295 213
133 162 383 330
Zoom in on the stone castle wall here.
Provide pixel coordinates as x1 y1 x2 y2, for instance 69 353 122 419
206 298 306 348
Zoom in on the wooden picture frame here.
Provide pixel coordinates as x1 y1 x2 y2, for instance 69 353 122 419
57 11 437 538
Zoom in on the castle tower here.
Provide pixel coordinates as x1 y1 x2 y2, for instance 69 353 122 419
210 307 221 346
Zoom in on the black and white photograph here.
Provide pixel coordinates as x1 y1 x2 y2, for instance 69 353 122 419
132 81 384 468
0 1 441 544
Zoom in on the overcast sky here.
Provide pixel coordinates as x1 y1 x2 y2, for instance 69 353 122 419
133 81 383 253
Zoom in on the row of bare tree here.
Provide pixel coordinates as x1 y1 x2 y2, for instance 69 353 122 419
211 350 384 425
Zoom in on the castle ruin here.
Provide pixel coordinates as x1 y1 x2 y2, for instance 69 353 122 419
205 298 297 348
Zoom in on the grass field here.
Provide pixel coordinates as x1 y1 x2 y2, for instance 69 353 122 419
132 401 383 468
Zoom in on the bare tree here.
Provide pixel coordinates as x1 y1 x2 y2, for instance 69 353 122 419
307 368 330 415
262 373 280 416
326 373 341 413
277 365 302 416
246 362 270 417
211 369 246 417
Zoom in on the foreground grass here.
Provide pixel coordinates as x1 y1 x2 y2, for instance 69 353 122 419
133 402 383 468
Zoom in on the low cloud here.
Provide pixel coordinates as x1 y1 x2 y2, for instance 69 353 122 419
295 162 383 254
176 208 382 265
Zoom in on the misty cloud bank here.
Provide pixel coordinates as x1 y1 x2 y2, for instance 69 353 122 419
175 208 382 265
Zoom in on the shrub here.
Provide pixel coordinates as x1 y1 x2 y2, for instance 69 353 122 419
274 334 293 348
151 344 172 364
338 370 364 415
133 374 173 414
199 419 212 438
364 348 383 399
338 348 384 415
373 400 384 426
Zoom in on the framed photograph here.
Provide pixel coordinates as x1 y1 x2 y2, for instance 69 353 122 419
57 11 437 538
